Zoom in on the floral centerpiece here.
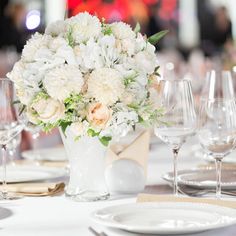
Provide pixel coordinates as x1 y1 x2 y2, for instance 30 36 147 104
7 12 166 201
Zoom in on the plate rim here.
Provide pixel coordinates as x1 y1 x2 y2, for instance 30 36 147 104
162 169 236 189
0 165 66 183
91 202 236 234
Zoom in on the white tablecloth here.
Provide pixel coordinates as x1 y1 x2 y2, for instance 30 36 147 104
1 137 236 236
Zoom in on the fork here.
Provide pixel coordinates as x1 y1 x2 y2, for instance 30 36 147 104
88 226 108 236
178 187 236 197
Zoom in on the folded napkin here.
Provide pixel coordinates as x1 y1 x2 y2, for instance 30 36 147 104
106 130 150 175
137 194 236 209
0 182 65 197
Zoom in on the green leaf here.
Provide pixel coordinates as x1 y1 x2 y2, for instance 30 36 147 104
19 104 26 116
87 129 99 137
148 30 169 45
99 136 112 146
59 120 72 135
12 100 21 105
134 22 141 33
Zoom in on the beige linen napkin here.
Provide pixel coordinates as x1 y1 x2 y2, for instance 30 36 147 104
0 182 65 197
106 130 150 175
137 194 236 209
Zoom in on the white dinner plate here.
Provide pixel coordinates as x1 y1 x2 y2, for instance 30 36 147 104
163 169 236 190
91 202 236 235
22 147 67 162
0 165 66 183
195 149 236 164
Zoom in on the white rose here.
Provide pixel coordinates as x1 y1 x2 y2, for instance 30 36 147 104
66 12 101 44
111 22 135 40
44 65 84 101
134 51 157 74
70 121 89 137
31 97 65 123
45 20 65 37
87 68 125 105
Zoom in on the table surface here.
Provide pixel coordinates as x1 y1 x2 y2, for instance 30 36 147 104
1 137 236 236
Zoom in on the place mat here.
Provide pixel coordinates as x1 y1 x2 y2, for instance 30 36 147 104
0 182 65 197
137 194 236 209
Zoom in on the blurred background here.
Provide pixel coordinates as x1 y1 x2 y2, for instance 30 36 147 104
1 0 236 157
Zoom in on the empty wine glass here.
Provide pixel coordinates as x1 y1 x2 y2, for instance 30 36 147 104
0 78 25 199
198 99 236 198
201 70 234 100
154 79 196 195
198 69 236 198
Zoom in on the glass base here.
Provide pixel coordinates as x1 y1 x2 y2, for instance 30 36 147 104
0 191 22 200
65 191 110 202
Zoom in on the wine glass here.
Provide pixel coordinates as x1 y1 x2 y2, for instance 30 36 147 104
154 79 196 195
198 99 236 198
0 78 25 199
201 70 234 100
24 123 41 165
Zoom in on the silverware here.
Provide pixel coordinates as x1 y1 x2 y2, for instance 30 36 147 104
88 226 108 236
178 187 236 197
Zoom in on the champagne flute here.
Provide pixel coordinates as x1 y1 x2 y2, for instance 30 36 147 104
0 79 24 200
198 99 236 198
154 79 196 195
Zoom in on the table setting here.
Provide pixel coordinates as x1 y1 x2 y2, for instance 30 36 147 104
1 11 236 236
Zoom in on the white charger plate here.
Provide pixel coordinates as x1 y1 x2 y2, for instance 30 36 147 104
163 169 236 190
0 165 66 183
22 147 67 162
91 202 236 235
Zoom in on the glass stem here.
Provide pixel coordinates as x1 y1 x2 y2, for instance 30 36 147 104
172 147 180 196
1 144 8 199
215 157 222 199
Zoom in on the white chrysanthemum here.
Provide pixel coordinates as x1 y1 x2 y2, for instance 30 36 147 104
111 22 135 40
66 12 101 43
87 68 124 105
45 20 65 37
44 65 83 101
22 33 51 62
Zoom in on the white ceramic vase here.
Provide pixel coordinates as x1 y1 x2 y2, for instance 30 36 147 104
60 126 110 201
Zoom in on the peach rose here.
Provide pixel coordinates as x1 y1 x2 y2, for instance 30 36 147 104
87 103 111 128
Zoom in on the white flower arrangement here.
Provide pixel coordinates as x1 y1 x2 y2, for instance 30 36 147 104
8 12 167 145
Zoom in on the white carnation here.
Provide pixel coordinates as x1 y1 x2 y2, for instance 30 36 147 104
22 33 51 62
87 68 124 105
7 60 24 85
111 22 135 40
44 65 83 101
134 50 157 74
16 86 37 106
76 38 103 71
45 20 65 37
66 12 101 44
